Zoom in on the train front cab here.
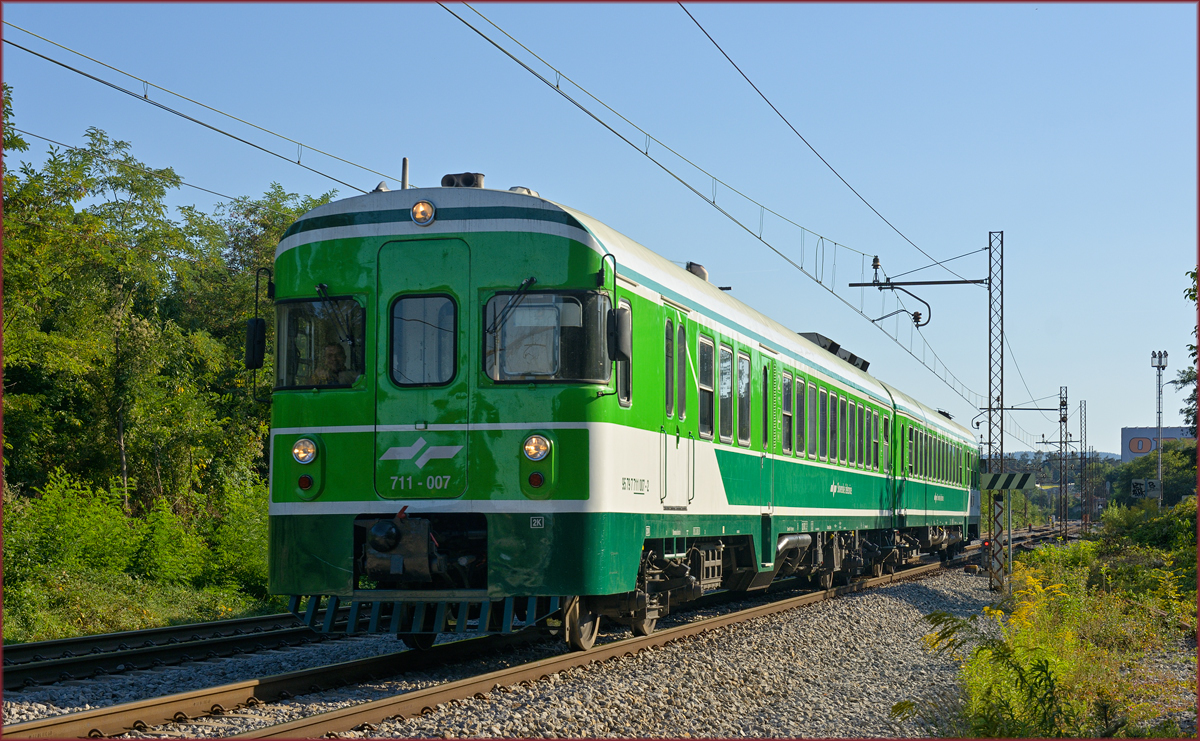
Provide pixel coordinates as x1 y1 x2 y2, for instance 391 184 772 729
267 199 638 647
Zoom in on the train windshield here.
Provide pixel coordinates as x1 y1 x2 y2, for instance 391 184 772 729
484 291 611 383
276 298 366 389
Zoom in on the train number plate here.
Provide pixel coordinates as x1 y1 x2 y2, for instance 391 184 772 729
530 516 545 529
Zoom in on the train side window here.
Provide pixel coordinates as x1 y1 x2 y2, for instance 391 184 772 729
838 396 848 464
858 404 866 469
873 412 880 470
781 372 793 454
665 320 674 417
907 427 914 476
718 345 734 442
881 416 889 473
391 295 455 386
737 352 751 446
796 376 806 457
808 384 818 457
829 393 839 463
819 388 828 460
698 337 715 438
617 300 632 407
677 324 687 420
847 400 856 466
761 364 770 450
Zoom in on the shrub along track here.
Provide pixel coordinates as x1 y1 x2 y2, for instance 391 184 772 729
3 525 1073 739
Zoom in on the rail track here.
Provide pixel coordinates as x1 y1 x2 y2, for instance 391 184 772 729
3 525 1075 739
2 609 350 692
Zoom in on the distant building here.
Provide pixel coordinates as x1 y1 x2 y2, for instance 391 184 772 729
1120 426 1195 463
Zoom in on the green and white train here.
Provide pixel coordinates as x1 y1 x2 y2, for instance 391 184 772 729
257 174 983 650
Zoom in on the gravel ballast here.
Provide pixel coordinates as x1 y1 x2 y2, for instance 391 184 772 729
6 568 1194 738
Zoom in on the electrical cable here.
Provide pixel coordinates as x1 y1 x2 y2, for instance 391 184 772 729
3 21 408 187
12 127 312 222
4 39 366 193
440 3 989 412
677 3 973 284
887 248 987 281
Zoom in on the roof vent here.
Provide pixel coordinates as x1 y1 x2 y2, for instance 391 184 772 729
937 409 953 420
442 172 485 188
685 262 709 282
799 332 870 372
372 181 390 192
509 186 540 197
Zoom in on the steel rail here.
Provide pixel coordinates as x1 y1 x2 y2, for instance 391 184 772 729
3 610 351 691
2 631 545 739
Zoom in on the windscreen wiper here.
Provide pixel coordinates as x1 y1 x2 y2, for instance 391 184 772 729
316 283 354 348
486 276 537 335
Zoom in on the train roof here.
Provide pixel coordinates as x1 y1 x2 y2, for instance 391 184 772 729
281 186 975 442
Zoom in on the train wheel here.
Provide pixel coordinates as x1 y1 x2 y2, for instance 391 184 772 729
566 597 600 651
818 571 834 591
884 562 896 575
870 562 883 578
399 633 436 651
630 613 657 637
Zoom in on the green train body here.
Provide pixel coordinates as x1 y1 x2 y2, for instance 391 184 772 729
265 180 982 646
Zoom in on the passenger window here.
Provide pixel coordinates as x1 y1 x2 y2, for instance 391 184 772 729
677 324 687 419
718 345 734 442
881 416 889 473
848 401 856 466
872 412 879 470
839 396 848 464
665 321 674 416
908 427 914 476
781 372 793 454
819 389 829 460
808 384 818 457
858 404 865 468
392 295 455 386
617 300 632 407
737 352 751 445
698 338 715 438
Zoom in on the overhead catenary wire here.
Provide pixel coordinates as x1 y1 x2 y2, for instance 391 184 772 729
676 3 974 285
3 21 410 188
439 3 993 411
4 38 367 194
11 128 322 225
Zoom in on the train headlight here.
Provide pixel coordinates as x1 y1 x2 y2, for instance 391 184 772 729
523 434 550 461
411 200 436 226
292 438 318 464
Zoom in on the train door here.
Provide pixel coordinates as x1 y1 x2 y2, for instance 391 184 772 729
758 356 776 516
660 309 692 510
374 238 471 499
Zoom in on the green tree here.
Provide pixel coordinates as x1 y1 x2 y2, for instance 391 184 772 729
1168 267 1196 436
1108 438 1197 507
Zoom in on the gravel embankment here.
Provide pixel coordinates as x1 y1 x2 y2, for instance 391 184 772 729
7 568 1193 739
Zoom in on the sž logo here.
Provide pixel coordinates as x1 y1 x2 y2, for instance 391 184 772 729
379 437 463 469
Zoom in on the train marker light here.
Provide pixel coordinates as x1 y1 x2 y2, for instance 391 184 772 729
292 438 318 464
298 474 314 490
523 434 551 461
411 200 436 226
529 471 545 488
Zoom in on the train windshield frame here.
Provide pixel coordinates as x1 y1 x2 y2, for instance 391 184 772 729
483 290 611 384
275 297 366 390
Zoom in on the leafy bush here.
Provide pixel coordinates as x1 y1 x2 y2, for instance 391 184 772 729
2 469 143 585
203 480 270 597
131 498 208 584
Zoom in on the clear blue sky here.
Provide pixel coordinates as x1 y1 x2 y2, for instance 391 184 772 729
3 3 1195 455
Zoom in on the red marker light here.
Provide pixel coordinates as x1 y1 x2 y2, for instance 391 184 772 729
529 472 544 488
298 474 314 490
